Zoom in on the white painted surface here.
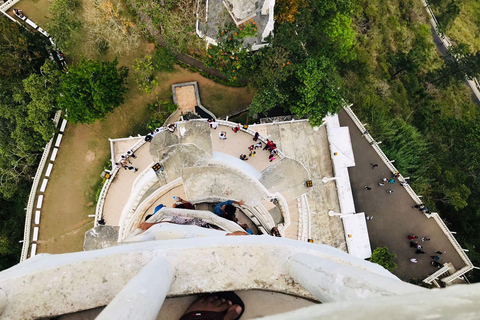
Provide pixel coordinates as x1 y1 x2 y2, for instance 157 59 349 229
260 282 480 320
341 213 372 259
45 163 53 177
96 257 174 320
60 119 67 132
30 243 37 257
32 227 39 242
287 253 424 303
25 19 38 29
55 134 63 147
50 148 58 162
325 114 371 258
40 179 48 193
34 211 41 225
210 152 261 180
0 230 402 319
36 195 44 209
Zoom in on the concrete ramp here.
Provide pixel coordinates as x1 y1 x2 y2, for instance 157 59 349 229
150 121 212 161
260 158 310 199
182 166 269 206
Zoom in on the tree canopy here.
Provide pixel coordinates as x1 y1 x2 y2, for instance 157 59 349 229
58 58 129 124
369 247 398 271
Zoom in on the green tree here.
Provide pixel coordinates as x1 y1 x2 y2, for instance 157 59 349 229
23 61 61 141
0 18 47 77
432 43 480 87
48 0 83 51
292 57 344 125
58 58 129 124
370 247 397 271
152 47 176 72
133 55 159 93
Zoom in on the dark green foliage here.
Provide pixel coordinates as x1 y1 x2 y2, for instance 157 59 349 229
152 47 176 72
370 247 398 271
0 185 29 271
431 43 480 87
48 0 83 52
58 58 129 124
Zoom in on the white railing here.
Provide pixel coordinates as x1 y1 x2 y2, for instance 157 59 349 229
94 138 147 227
423 264 451 284
20 111 62 262
442 265 474 283
343 106 422 204
0 0 21 11
343 106 474 282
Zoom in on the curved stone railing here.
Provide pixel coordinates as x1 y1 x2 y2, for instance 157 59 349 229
20 111 62 262
120 178 184 240
343 105 474 281
95 138 147 227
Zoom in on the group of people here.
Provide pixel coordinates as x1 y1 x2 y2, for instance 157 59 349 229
408 234 446 268
140 197 254 235
115 149 138 172
365 166 408 194
413 203 431 214
144 123 177 143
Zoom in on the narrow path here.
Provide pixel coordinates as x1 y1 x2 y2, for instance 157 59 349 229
423 3 480 103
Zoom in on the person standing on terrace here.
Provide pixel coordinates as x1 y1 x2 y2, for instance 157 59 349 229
213 199 245 221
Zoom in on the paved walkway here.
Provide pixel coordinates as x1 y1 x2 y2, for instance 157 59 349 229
338 110 465 281
103 141 153 225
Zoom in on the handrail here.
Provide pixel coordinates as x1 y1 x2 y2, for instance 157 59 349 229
94 137 148 227
343 105 474 281
20 111 62 261
430 213 473 267
423 264 451 284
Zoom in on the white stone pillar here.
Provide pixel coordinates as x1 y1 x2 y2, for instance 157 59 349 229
0 288 7 316
96 257 174 320
286 253 425 303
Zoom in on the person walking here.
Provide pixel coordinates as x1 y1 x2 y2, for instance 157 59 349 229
364 186 372 190
410 258 417 263
408 235 418 240
410 241 417 248
378 182 385 186
422 237 430 242
387 190 393 194
431 255 440 261
371 163 378 169
416 244 423 250
435 251 446 255
126 150 137 159
127 165 138 172
219 131 227 140
366 216 374 221
389 179 395 184
415 249 425 254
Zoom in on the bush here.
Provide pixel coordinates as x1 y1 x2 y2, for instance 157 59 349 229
152 47 176 72
369 247 397 271
133 55 159 93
